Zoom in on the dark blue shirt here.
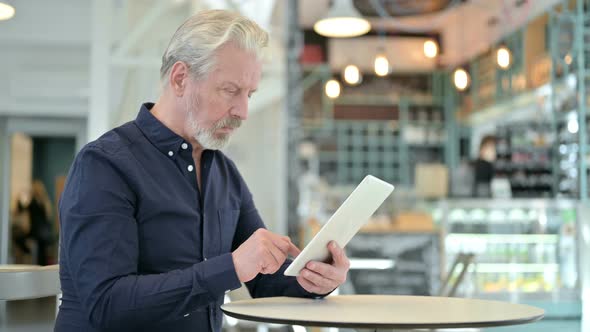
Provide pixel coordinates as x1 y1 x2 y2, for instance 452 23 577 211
55 103 316 332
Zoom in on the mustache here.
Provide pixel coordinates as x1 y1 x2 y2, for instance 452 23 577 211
213 117 242 130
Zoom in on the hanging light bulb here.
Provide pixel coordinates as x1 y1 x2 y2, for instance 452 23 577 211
497 45 511 69
454 68 470 91
374 53 390 76
0 1 15 21
314 0 371 38
565 53 573 65
343 64 362 85
568 119 579 133
325 79 341 99
423 39 438 58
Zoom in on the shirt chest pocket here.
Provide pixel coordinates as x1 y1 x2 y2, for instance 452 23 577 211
217 208 240 253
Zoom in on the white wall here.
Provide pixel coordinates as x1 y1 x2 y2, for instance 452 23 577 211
0 0 90 118
0 0 288 236
0 44 89 117
0 0 90 44
222 0 287 235
9 133 32 212
0 119 8 263
225 101 286 234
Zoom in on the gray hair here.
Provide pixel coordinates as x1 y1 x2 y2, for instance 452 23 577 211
160 9 269 85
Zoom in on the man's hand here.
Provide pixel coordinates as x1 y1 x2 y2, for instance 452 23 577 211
232 228 301 282
296 241 350 295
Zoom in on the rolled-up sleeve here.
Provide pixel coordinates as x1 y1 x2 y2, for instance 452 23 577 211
60 146 241 330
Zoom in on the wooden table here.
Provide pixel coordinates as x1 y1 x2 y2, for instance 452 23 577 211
221 295 544 330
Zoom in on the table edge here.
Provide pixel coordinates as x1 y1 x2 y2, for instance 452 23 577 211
220 308 545 329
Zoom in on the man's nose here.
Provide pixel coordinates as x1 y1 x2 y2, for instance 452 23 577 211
230 95 249 120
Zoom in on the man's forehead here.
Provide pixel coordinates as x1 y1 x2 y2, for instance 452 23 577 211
213 64 261 87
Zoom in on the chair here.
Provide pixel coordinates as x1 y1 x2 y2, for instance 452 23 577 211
423 253 480 332
439 253 476 297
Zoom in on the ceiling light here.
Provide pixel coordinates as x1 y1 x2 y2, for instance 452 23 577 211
423 39 438 58
343 64 362 85
497 45 511 69
568 119 579 134
325 79 341 99
0 1 15 21
313 0 371 38
374 53 390 76
349 258 395 270
454 68 470 91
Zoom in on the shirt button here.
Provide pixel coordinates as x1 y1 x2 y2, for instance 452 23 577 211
168 151 174 157
181 143 188 150
188 165 194 172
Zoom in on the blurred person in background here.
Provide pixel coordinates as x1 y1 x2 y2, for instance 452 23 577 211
472 135 497 197
14 179 55 265
56 9 349 332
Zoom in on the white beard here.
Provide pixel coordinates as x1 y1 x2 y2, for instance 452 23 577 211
185 92 241 150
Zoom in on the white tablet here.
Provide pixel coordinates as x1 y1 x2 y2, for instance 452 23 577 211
284 175 394 276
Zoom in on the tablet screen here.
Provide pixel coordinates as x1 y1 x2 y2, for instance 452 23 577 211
284 175 394 276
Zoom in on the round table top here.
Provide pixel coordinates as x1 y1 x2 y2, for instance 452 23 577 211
221 295 545 329
0 264 58 272
0 264 40 272
0 264 60 300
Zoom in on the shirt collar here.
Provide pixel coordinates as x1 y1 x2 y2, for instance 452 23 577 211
135 103 190 156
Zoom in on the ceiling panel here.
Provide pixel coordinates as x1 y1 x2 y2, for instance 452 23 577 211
329 36 437 72
300 0 561 67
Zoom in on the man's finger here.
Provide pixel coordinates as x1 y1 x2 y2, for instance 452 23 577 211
306 261 339 282
269 234 300 257
263 244 285 273
269 235 289 251
328 241 348 267
287 242 301 258
296 275 322 294
301 268 335 290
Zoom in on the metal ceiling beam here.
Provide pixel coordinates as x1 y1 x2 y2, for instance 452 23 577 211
285 0 303 242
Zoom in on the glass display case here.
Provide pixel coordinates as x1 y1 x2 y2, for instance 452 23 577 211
430 199 579 303
425 199 582 331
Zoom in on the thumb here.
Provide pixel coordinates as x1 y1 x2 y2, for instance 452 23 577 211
329 241 346 265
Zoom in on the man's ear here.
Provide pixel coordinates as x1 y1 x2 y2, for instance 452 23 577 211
169 61 189 97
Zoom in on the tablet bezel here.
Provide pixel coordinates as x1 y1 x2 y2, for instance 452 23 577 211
284 175 394 276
